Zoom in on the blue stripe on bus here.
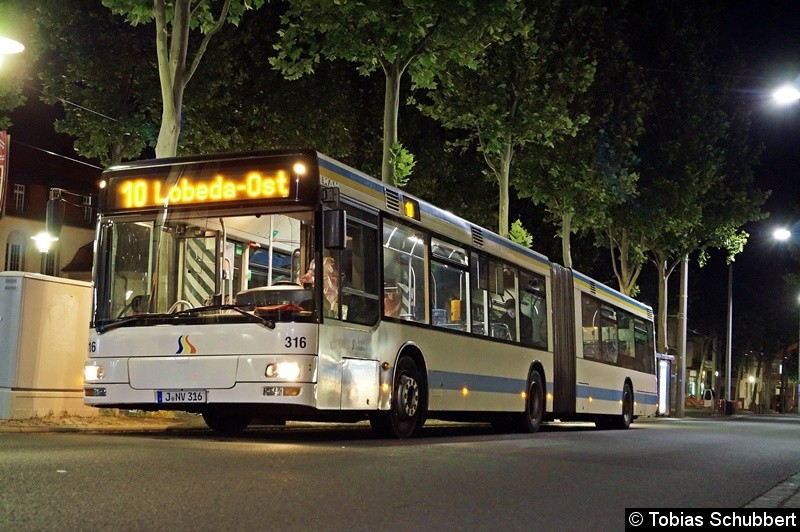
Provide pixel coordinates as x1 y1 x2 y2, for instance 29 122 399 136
577 385 659 405
429 370 527 394
430 370 659 406
318 155 384 196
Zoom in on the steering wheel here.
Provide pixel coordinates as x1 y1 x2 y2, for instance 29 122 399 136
168 300 193 313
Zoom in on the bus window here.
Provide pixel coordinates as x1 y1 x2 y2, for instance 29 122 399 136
520 271 547 348
488 261 518 341
470 252 487 336
337 204 379 325
635 318 656 373
430 239 468 331
600 305 618 363
581 294 601 360
617 311 636 360
383 220 427 323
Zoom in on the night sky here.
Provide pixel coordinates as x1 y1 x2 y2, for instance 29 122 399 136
692 0 800 351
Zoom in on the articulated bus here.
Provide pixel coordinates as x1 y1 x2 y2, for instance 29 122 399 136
83 149 657 437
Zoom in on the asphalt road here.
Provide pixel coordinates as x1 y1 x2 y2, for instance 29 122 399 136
1 415 799 531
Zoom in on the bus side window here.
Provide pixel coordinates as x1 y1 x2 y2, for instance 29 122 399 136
520 271 546 348
340 204 379 325
383 221 426 323
487 261 518 341
430 239 467 331
470 252 487 336
600 305 618 364
581 294 601 360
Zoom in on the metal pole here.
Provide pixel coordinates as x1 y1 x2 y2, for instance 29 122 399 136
676 257 688 418
797 304 799 413
725 262 733 413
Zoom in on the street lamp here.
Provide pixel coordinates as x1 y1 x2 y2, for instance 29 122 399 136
773 84 800 105
773 64 800 138
773 226 800 413
0 35 23 67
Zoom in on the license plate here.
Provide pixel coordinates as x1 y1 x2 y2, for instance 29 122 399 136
156 390 207 403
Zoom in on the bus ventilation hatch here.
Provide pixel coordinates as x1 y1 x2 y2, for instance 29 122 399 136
385 190 401 213
471 227 484 247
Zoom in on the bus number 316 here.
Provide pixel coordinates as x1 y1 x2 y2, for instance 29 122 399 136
285 337 307 349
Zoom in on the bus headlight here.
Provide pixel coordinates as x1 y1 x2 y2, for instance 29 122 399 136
265 362 301 380
84 365 105 382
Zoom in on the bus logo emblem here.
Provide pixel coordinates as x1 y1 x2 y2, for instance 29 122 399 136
176 335 197 355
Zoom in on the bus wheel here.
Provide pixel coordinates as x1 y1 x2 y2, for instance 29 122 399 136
370 357 423 439
516 371 544 433
596 383 633 430
202 407 252 435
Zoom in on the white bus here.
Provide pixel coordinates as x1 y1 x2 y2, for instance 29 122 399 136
83 149 658 437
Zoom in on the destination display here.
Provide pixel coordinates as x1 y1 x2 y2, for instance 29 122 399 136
102 158 308 211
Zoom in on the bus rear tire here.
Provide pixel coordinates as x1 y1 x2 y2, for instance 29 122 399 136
370 356 424 439
595 382 633 430
516 370 544 433
202 406 252 435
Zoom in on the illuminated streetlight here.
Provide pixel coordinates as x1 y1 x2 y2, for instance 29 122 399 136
774 227 792 241
31 232 58 253
0 35 23 67
773 84 800 105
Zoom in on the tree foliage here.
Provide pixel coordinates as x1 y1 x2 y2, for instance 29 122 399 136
271 0 515 184
102 0 265 157
614 2 769 352
414 1 598 237
32 0 159 166
517 7 648 269
0 0 37 129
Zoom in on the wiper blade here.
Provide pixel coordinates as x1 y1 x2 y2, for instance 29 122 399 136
171 304 276 329
95 313 171 334
97 305 276 333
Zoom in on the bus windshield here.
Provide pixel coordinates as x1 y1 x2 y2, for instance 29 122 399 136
94 209 315 329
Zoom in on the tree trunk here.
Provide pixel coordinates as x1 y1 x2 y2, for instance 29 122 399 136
153 0 184 158
495 141 512 238
155 98 181 158
381 62 402 184
561 211 573 268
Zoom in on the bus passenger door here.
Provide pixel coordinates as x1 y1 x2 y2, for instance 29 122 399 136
181 231 220 307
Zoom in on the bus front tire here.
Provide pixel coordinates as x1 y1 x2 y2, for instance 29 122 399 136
202 407 252 435
370 357 424 439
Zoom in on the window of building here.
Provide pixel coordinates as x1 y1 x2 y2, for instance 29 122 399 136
13 184 25 213
83 196 93 222
4 230 27 271
40 248 59 276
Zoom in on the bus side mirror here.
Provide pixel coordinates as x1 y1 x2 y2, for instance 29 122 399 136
324 209 346 249
46 198 65 237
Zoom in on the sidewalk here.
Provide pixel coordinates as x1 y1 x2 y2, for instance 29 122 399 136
0 410 207 433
